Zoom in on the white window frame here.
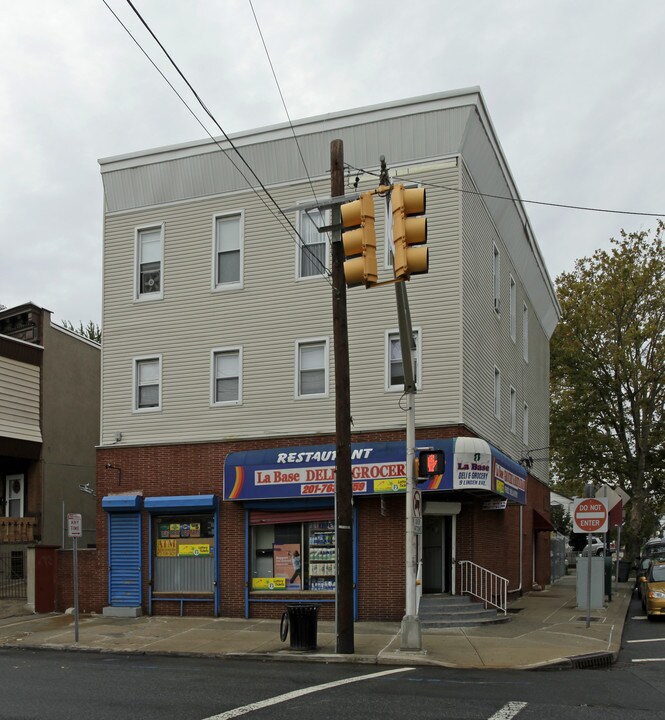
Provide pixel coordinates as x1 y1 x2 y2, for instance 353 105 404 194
296 206 328 280
509 275 516 341
5 474 24 518
211 346 242 406
493 243 500 314
295 337 329 399
135 224 164 301
522 302 529 362
510 386 517 433
212 211 244 291
523 402 529 446
385 327 422 392
494 366 501 420
133 354 162 413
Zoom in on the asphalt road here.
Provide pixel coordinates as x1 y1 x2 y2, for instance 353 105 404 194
1 644 665 720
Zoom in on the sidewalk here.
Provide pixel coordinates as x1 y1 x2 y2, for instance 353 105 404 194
0 574 633 670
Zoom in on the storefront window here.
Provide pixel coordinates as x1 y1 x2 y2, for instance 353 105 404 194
251 520 335 591
153 514 215 593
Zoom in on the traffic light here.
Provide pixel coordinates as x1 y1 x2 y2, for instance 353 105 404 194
391 184 428 280
341 192 377 288
416 449 445 484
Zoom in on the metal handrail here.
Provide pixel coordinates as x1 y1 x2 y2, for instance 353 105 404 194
458 560 508 614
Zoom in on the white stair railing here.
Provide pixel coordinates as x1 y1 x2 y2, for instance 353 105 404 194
458 560 508 614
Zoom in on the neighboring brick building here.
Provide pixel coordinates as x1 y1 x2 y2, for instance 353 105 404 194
93 88 560 621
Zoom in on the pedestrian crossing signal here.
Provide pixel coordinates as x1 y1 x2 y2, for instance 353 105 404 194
416 449 445 483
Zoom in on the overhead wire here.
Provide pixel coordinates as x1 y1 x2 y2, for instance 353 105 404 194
103 0 331 283
344 162 665 219
247 0 331 247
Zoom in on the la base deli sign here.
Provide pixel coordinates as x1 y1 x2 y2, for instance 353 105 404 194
572 497 608 534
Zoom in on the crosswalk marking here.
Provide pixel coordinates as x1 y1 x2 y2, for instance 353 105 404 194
201 667 415 720
488 701 528 720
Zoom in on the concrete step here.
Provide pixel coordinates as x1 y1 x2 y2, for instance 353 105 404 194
418 593 509 628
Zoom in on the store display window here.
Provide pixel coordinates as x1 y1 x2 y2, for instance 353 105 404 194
251 520 335 592
152 513 215 592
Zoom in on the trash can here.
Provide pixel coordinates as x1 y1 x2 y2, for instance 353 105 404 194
604 556 613 601
618 560 631 583
280 604 319 651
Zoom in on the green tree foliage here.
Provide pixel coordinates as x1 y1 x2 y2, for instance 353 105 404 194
550 505 572 536
61 320 102 344
550 224 665 558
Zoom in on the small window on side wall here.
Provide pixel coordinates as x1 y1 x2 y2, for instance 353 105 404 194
136 226 163 300
386 329 421 391
134 356 162 412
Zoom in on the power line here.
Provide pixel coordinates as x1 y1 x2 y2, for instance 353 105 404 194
247 0 329 240
344 162 665 219
103 0 331 282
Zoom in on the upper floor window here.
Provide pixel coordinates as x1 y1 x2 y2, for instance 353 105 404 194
134 355 162 412
510 386 517 433
136 226 163 300
386 329 421 391
523 403 529 446
522 302 529 362
296 338 328 398
509 275 516 341
214 212 243 289
212 347 242 405
493 243 500 314
297 208 327 278
494 366 501 419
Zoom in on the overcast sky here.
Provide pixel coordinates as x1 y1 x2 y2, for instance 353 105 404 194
1 1 664 327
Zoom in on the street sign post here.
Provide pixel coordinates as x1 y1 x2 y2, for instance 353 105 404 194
67 513 82 642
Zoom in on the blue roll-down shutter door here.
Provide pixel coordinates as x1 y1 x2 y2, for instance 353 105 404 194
109 513 142 607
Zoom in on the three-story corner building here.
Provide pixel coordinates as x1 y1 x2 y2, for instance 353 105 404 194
0 303 100 594
96 87 560 621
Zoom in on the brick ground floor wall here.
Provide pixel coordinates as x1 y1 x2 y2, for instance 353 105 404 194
63 426 551 620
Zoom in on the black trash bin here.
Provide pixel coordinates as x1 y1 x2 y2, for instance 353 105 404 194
281 604 319 651
618 559 631 583
604 556 613 601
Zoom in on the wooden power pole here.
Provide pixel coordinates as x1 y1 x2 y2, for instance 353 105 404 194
330 139 354 654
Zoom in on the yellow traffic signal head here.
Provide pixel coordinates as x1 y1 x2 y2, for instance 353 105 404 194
392 184 428 280
341 192 377 288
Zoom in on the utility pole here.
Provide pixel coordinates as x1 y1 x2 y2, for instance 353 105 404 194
330 139 354 654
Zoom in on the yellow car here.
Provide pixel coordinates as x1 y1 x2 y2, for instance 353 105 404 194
642 561 665 620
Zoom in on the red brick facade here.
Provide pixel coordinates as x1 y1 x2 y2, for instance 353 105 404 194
56 426 551 620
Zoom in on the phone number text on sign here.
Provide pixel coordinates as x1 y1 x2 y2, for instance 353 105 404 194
301 482 368 495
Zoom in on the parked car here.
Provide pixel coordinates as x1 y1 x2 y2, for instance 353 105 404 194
636 555 665 598
642 538 665 559
581 537 605 556
641 561 665 620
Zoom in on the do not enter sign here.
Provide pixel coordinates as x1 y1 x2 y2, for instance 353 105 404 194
572 497 608 534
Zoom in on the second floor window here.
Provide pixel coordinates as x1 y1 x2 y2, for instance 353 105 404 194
510 275 516 341
298 208 327 278
523 302 529 362
215 213 243 289
137 226 163 299
494 367 501 419
387 329 421 390
213 348 241 405
523 403 529 446
510 386 517 433
493 243 500 313
297 339 328 397
135 356 161 411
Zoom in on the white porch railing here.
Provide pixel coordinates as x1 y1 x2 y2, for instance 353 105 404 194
458 560 508 614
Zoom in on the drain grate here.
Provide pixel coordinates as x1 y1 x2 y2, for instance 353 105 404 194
506 608 523 614
572 616 605 623
569 652 614 669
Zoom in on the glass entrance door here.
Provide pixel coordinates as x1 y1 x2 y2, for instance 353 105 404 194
422 516 453 593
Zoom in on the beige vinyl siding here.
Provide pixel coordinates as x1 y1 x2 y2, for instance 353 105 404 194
460 163 550 482
101 163 463 446
0 356 42 442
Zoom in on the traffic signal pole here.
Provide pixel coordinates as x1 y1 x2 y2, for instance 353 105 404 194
330 139 354 654
380 157 422 651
